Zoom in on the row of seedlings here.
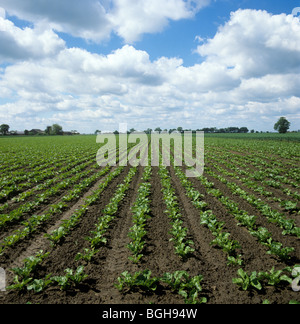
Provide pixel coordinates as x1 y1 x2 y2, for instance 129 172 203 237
127 166 152 264
206 164 300 237
173 164 296 298
0 166 113 254
5 166 127 293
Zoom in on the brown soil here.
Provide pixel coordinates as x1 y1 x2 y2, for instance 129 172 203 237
0 166 299 304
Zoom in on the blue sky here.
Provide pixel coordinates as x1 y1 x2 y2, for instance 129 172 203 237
0 0 299 133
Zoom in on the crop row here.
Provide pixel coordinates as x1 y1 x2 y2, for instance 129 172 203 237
0 166 115 254
171 143 298 260
47 166 126 248
116 269 207 304
6 166 131 292
127 166 152 264
2 143 137 294
7 250 88 292
158 166 195 259
79 166 137 259
205 145 299 196
0 144 129 227
208 144 299 183
171 162 299 301
205 166 300 238
206 150 300 206
173 165 243 266
0 152 97 202
0 162 102 229
195 172 296 262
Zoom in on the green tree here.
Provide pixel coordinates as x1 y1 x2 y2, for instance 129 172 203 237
45 126 52 135
239 127 249 133
129 128 136 134
51 124 63 135
0 124 10 135
274 117 290 134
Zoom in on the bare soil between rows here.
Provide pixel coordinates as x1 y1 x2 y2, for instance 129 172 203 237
0 167 299 304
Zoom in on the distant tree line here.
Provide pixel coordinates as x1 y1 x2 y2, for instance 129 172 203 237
0 117 293 136
0 124 79 136
197 127 249 134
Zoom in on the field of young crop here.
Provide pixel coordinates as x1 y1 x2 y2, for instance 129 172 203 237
0 134 299 304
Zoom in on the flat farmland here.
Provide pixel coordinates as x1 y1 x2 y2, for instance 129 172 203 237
0 134 299 304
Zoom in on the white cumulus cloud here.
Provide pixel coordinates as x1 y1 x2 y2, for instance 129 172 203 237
0 8 299 132
0 6 5 18
0 0 210 42
0 16 65 63
0 0 112 42
196 9 300 78
109 0 210 42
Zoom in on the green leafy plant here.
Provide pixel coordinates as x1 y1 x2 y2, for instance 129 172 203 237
159 166 195 259
127 174 152 264
127 239 145 264
27 274 53 293
8 250 49 291
258 267 292 287
75 248 99 262
87 231 108 248
264 238 294 261
116 270 159 293
45 227 66 246
7 276 32 291
211 232 241 256
227 255 244 266
161 271 207 304
250 227 272 244
232 269 262 291
235 214 257 230
280 201 298 213
161 271 188 291
289 300 300 305
51 266 88 291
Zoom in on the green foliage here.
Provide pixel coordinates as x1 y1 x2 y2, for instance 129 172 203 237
0 124 10 135
232 269 262 291
210 232 241 256
27 274 53 293
258 267 292 286
264 238 294 261
116 270 159 292
159 166 195 259
274 117 291 134
75 248 99 262
51 266 88 291
161 271 207 304
127 172 152 263
233 267 293 291
8 250 49 291
116 270 207 304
